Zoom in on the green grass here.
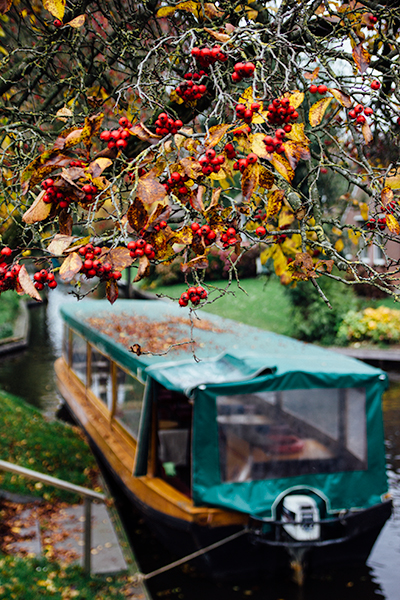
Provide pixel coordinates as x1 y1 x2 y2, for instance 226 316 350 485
148 276 294 336
0 291 20 339
0 391 99 502
0 555 135 599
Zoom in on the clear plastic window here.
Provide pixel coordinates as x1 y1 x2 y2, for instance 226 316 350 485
217 388 367 483
71 330 87 385
114 366 145 438
90 347 113 410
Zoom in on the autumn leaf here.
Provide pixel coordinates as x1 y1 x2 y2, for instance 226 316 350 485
137 173 167 205
56 107 73 122
102 247 134 270
17 265 42 302
204 27 230 42
268 154 294 183
288 252 317 280
309 97 332 127
67 14 85 28
58 210 73 235
258 166 275 190
181 255 209 272
386 214 400 235
284 90 304 110
87 157 112 178
59 252 82 281
180 157 202 180
352 43 370 74
106 279 119 304
43 0 65 20
267 190 285 219
204 3 224 18
386 170 400 190
285 123 310 145
335 238 344 252
157 1 199 18
47 234 76 256
170 225 193 246
127 198 148 232
205 124 230 148
381 187 394 207
304 66 320 81
133 255 150 282
0 0 13 15
283 141 311 170
22 191 52 224
328 88 352 108
251 133 270 159
191 186 205 213
362 121 373 145
359 202 369 220
81 114 104 149
241 162 259 201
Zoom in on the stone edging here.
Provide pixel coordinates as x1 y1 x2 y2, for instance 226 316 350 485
0 300 30 355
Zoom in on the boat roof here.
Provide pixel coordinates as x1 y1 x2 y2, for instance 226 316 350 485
60 299 386 392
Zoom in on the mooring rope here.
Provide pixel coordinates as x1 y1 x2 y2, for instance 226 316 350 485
133 528 248 582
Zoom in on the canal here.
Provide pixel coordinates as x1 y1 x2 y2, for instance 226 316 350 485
0 287 399 600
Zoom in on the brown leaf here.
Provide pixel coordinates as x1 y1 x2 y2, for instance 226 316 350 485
180 157 203 180
352 43 371 74
361 121 373 145
191 186 205 213
268 154 295 183
241 162 259 201
204 27 230 42
106 279 119 304
181 255 209 272
283 141 311 170
67 14 85 27
210 187 222 209
58 210 73 235
56 107 73 122
386 214 400 235
328 88 352 108
47 234 76 256
170 225 193 246
127 198 148 232
304 66 320 81
133 255 150 282
381 187 394 207
137 173 167 205
289 252 317 281
148 203 171 228
205 124 230 148
59 252 83 281
258 166 275 190
87 157 112 178
309 98 332 127
22 191 52 224
0 0 13 14
81 114 104 149
130 123 160 144
102 247 134 270
54 128 84 150
267 190 285 219
315 259 334 274
17 265 42 302
204 3 224 18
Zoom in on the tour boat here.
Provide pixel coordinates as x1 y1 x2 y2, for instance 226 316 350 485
55 299 392 582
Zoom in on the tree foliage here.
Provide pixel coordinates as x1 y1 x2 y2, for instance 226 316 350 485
1 0 400 305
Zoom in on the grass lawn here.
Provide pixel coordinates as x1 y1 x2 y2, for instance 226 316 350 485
0 390 99 503
147 276 294 336
0 291 20 339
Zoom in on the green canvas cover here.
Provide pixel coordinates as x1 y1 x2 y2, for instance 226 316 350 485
60 299 389 517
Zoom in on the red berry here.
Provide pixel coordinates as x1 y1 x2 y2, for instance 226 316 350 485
309 84 318 94
53 19 62 27
371 80 381 91
256 226 266 237
317 84 328 94
1 247 12 257
247 153 258 164
48 280 58 289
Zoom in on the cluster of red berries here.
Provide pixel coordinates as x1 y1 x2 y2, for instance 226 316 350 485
273 232 288 243
41 179 71 209
224 142 237 160
70 160 85 167
199 149 225 175
0 261 21 293
366 14 378 29
127 239 156 260
179 285 208 307
191 222 216 246
176 79 207 102
220 226 238 248
235 102 260 124
233 153 258 173
163 172 190 195
384 201 397 215
263 128 287 154
266 98 298 126
191 46 228 69
154 113 183 136
33 269 57 290
309 84 328 94
78 244 108 280
348 103 373 124
232 62 256 83
100 117 132 150
81 183 98 203
366 217 386 231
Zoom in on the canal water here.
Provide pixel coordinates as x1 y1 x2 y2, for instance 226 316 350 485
0 287 399 600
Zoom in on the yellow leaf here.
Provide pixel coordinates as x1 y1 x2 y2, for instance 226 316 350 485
381 187 394 206
304 66 320 81
352 43 371 74
267 189 285 219
67 14 85 28
348 229 361 245
258 165 274 190
386 214 400 235
335 238 344 252
359 202 369 221
309 98 332 127
278 207 295 229
285 123 310 144
386 171 400 190
362 121 373 145
272 245 288 276
283 141 310 170
205 124 230 148
284 90 304 110
328 88 352 108
269 154 294 183
157 1 199 18
251 133 270 159
43 0 65 20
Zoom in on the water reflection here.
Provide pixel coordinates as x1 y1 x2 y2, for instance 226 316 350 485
0 293 399 597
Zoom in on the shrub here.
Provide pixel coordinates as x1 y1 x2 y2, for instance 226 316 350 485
337 306 400 345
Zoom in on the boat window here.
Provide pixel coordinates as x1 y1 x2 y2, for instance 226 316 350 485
71 330 87 385
216 388 367 483
90 347 113 410
114 366 145 438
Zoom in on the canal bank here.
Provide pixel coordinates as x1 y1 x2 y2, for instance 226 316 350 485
0 288 399 599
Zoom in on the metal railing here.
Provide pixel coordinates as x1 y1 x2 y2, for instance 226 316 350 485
0 458 106 575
